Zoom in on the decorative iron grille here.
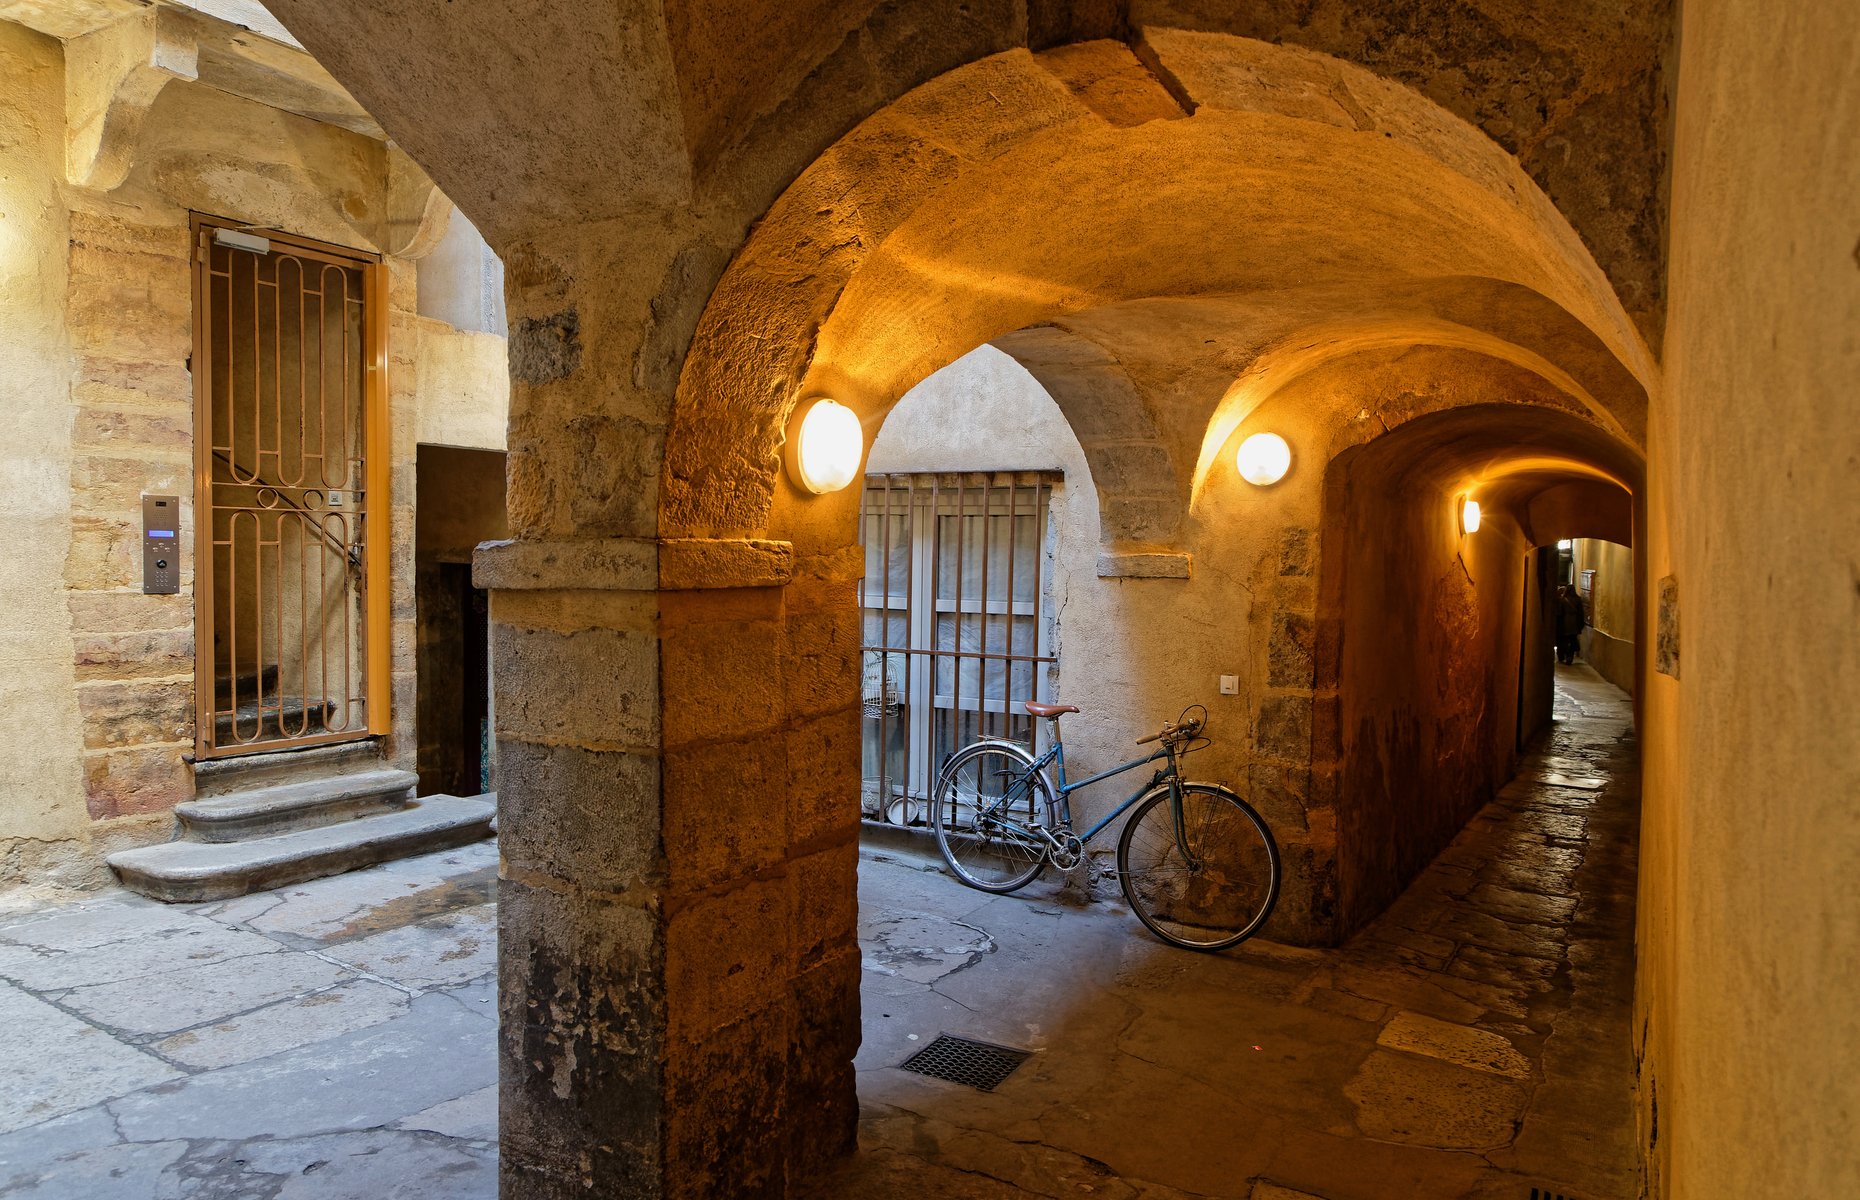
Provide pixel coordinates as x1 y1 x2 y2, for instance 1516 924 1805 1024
859 471 1060 824
191 218 388 757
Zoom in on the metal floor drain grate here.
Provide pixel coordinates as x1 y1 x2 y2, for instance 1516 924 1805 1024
1530 1190 1580 1200
899 1034 1033 1091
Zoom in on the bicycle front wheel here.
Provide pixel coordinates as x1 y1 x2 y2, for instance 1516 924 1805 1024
933 742 1053 893
1116 783 1280 950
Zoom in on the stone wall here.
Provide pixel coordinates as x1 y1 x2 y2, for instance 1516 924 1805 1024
0 21 91 889
0 25 510 891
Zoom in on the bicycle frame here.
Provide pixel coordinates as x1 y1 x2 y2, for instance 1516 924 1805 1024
962 726 1184 849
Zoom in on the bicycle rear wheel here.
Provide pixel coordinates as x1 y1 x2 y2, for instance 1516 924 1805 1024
1116 783 1280 950
933 742 1053 893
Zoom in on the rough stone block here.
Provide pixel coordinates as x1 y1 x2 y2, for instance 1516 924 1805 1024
659 538 793 589
784 951 861 1176
75 677 193 749
64 517 136 589
1269 610 1315 688
1081 442 1176 493
781 609 860 721
1279 526 1315 576
1095 552 1192 578
665 878 794 1043
83 744 190 819
496 878 661 1199
661 734 786 891
388 254 418 312
67 281 189 360
73 628 193 682
664 1000 791 1198
71 455 190 515
68 211 191 259
787 711 861 845
71 405 192 453
1256 694 1313 763
789 841 859 969
1036 40 1187 127
1099 496 1181 544
492 623 658 749
660 618 782 746
473 537 656 591
1249 760 1310 833
77 354 192 403
881 46 1084 167
67 590 193 638
1344 1048 1527 1150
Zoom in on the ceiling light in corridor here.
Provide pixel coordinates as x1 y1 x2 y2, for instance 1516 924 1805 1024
1461 498 1482 534
787 398 863 494
1236 432 1291 486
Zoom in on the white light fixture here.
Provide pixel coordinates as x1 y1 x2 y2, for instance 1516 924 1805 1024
785 398 863 494
1236 432 1291 486
1461 498 1482 534
1557 539 1572 550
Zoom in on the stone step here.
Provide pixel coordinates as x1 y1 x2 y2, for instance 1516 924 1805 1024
108 794 497 903
175 769 420 843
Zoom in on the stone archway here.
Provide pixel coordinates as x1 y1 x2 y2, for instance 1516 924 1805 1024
230 12 1667 1194
634 31 1660 1197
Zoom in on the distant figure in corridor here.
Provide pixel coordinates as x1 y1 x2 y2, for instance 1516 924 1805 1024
1556 584 1588 664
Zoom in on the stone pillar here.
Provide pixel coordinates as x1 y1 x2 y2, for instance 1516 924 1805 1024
476 230 859 1198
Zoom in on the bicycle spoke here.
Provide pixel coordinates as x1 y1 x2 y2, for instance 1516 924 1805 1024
1116 784 1280 950
933 744 1052 893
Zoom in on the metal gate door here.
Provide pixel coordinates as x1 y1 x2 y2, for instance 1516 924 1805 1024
191 218 389 757
860 471 1059 823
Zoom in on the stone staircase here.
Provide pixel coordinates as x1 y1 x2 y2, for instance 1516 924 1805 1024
107 769 496 903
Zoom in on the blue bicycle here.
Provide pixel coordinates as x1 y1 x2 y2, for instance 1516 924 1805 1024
931 701 1281 950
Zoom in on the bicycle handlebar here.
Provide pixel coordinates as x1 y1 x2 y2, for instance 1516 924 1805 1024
1136 717 1204 746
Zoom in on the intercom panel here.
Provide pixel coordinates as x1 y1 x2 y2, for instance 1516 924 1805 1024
143 495 179 595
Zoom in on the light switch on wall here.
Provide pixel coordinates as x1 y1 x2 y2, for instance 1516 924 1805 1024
1219 675 1238 695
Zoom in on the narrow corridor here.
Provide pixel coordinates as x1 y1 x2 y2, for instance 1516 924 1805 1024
825 665 1639 1199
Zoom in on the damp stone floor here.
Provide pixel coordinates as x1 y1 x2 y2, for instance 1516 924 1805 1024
0 839 499 1198
0 665 1638 1199
822 664 1641 1200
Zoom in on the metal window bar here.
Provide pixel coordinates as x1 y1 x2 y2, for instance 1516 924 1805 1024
858 472 1061 824
192 219 387 758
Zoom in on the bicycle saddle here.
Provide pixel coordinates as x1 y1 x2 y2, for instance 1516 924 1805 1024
1023 701 1079 717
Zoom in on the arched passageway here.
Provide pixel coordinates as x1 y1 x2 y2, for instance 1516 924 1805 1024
39 0 1849 1191
1308 401 1640 933
633 32 1654 1195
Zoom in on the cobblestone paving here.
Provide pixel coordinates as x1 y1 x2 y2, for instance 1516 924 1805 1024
822 665 1640 1199
0 667 1635 1199
0 841 498 1198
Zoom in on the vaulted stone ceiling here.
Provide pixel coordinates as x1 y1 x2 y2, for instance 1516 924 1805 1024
262 0 1672 343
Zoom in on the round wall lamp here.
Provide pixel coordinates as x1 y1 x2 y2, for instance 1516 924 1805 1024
1461 498 1482 534
785 397 864 494
1236 432 1292 486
